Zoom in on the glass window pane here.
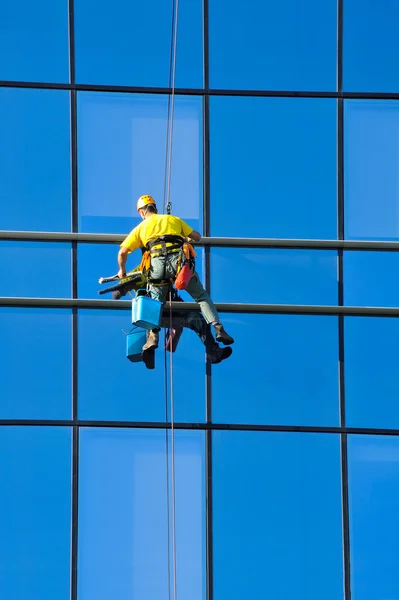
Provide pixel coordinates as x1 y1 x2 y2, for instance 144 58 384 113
0 242 71 298
0 309 72 419
348 435 399 598
77 93 203 234
211 249 338 305
344 101 399 241
0 88 71 232
210 97 337 239
75 0 203 88
343 0 399 92
212 314 339 426
209 0 336 91
78 310 205 423
344 251 399 307
78 243 204 300
78 428 205 600
0 426 72 600
345 318 399 429
0 0 69 82
213 431 343 600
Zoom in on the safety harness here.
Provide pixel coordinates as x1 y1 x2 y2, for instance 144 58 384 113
139 234 197 286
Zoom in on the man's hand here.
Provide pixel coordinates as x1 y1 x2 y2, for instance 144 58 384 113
118 268 126 280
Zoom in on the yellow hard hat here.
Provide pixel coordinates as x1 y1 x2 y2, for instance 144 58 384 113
137 195 156 212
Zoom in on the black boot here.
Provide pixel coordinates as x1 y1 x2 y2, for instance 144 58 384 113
213 323 234 345
208 344 233 364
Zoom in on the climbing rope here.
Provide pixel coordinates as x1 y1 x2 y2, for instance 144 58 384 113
163 0 180 598
163 0 179 217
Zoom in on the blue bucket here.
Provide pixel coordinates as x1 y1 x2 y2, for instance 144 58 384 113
132 290 162 330
126 328 147 362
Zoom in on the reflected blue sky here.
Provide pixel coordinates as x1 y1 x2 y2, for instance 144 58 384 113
212 314 339 427
210 96 337 239
77 92 203 234
209 0 337 91
78 428 205 600
75 0 203 87
348 435 399 599
213 431 343 599
0 87 71 232
343 0 399 92
0 426 72 600
0 0 69 82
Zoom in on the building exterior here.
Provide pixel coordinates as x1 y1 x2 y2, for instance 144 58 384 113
1 1 399 599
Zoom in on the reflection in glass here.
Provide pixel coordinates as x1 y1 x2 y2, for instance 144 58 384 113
0 426 72 600
78 310 205 423
210 96 337 239
345 318 399 429
344 251 399 308
343 0 399 92
0 242 71 298
209 0 336 91
0 88 71 232
213 431 343 599
348 435 399 599
77 93 203 234
0 308 72 419
344 101 399 240
78 428 205 600
211 248 338 305
212 313 339 426
0 0 69 82
75 0 203 88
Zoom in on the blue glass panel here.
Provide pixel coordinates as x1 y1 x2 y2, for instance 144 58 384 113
209 0 336 91
78 428 205 600
0 0 69 82
0 242 71 298
210 97 337 239
212 314 339 426
75 0 202 87
77 93 203 234
0 88 71 232
211 248 338 305
345 318 399 429
0 308 72 419
344 252 399 307
213 431 343 599
343 0 399 92
0 426 71 600
78 309 205 422
348 435 399 599
78 243 204 301
344 101 399 241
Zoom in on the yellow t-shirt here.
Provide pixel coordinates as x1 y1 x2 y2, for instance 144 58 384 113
121 214 194 252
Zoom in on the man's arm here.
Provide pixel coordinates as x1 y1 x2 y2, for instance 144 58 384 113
118 246 130 278
186 230 201 242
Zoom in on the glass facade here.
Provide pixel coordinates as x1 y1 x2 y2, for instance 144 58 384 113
1 1 399 599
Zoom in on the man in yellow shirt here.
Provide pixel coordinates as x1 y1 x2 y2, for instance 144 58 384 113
118 195 234 360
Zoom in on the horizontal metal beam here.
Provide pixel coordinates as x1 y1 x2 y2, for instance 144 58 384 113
2 230 399 251
2 79 399 100
1 296 399 317
0 419 399 436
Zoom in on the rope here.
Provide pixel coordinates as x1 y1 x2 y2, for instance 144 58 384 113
162 0 180 598
163 0 180 217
